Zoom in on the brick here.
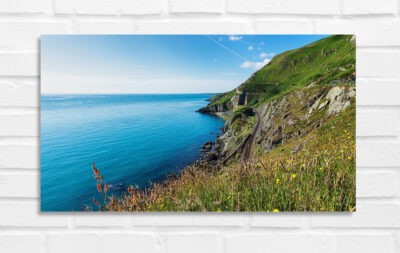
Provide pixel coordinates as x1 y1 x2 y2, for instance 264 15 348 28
54 0 120 15
0 21 71 50
336 234 396 253
0 53 38 76
357 171 399 198
310 203 400 228
342 0 395 15
48 233 160 253
166 234 222 253
54 0 163 15
227 0 340 14
73 214 131 227
77 20 134 34
0 0 46 14
225 234 333 253
191 215 249 227
121 0 164 15
169 0 224 13
0 113 38 136
358 50 400 78
250 214 303 228
0 234 45 253
131 215 248 227
135 20 254 34
358 78 400 105
0 201 68 227
357 110 397 137
0 145 38 169
132 215 193 227
357 142 400 167
0 79 38 107
314 18 400 47
255 20 313 34
0 172 38 198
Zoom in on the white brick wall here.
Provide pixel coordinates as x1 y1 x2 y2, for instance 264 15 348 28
0 0 399 252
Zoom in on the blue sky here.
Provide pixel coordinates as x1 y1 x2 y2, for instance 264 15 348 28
41 35 329 94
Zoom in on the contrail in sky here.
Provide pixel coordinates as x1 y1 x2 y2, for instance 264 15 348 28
205 35 245 60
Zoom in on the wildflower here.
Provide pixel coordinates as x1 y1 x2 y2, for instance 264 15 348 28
96 183 102 192
291 173 297 179
273 208 279 212
275 178 280 184
103 183 109 193
93 197 99 206
319 167 323 171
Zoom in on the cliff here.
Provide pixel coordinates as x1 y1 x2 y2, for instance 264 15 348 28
91 35 356 212
199 35 356 165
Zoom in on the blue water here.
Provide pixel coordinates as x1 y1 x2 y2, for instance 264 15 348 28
40 94 224 211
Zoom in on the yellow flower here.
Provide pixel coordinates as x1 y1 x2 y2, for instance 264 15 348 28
275 178 280 184
291 173 297 179
273 208 279 212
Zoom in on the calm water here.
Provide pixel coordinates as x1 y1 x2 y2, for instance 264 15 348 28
40 94 224 211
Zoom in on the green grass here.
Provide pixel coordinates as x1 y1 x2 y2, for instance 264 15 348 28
86 35 356 212
89 99 355 212
207 35 355 109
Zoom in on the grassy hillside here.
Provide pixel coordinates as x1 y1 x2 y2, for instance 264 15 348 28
87 35 356 212
211 35 355 107
89 94 355 212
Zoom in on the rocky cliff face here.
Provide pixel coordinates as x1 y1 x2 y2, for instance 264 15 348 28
255 85 355 153
197 35 356 163
207 84 355 163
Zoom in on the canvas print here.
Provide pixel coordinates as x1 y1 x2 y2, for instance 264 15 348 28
40 35 355 212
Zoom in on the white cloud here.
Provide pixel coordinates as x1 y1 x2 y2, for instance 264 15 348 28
228 35 243 41
248 46 253 51
239 58 271 70
259 52 274 59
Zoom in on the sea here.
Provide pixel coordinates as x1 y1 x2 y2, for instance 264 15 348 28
40 94 225 211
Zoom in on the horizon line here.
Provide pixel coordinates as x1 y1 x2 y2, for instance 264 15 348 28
41 92 225 95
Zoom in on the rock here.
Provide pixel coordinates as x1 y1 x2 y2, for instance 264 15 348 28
326 86 344 101
230 86 247 109
202 141 213 150
325 86 353 116
208 151 218 161
318 100 329 110
347 87 356 98
308 96 321 114
271 135 282 145
291 144 301 154
288 118 297 126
